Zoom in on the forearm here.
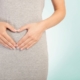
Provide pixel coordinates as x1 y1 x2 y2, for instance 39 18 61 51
41 10 66 30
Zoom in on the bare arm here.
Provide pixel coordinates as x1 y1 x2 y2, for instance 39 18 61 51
16 0 66 49
41 0 66 30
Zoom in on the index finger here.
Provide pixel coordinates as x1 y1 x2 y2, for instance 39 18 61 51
17 34 29 46
3 32 16 46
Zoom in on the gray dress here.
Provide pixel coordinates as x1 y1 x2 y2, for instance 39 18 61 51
0 0 48 80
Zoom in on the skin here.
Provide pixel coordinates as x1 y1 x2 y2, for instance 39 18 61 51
0 0 66 50
0 22 17 49
16 0 66 50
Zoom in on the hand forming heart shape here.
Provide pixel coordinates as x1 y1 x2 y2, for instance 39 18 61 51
0 21 46 50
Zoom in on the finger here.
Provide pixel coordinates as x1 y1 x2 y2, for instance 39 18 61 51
17 34 29 46
6 23 17 32
18 38 32 49
17 24 30 32
0 34 15 49
4 44 13 50
3 32 16 46
27 41 36 49
0 39 12 49
20 40 36 50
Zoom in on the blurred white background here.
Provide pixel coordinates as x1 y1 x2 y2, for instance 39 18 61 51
42 0 80 80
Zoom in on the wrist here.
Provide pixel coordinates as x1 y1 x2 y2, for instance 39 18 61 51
38 20 48 31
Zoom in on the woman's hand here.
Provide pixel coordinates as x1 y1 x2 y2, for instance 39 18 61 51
16 21 46 50
0 22 17 49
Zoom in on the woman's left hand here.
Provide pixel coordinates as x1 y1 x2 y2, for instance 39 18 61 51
16 21 46 50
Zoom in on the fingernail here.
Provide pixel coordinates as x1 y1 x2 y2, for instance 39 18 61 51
10 47 12 50
13 47 15 50
17 47 19 49
20 48 23 50
14 29 17 32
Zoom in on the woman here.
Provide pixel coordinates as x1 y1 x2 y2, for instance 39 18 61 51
0 0 66 80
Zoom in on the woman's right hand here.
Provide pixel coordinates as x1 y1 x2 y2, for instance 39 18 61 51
0 22 17 49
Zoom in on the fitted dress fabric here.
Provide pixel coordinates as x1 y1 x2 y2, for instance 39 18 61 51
0 0 48 80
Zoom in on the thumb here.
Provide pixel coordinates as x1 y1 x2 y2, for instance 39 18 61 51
6 23 17 32
17 24 30 32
